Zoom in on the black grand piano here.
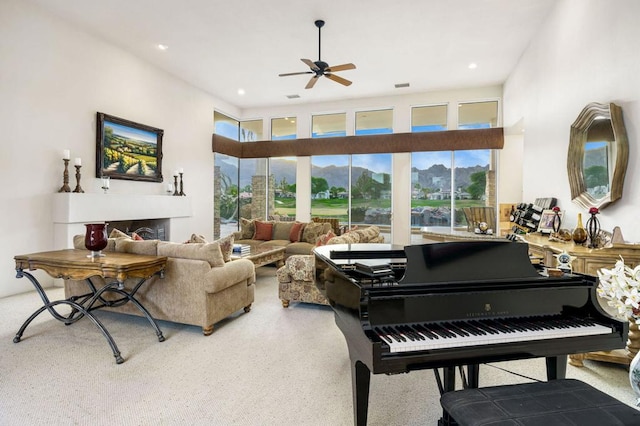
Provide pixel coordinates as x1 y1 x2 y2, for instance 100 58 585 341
313 240 628 426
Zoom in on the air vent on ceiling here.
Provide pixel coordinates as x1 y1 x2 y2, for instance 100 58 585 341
286 94 301 99
395 82 410 88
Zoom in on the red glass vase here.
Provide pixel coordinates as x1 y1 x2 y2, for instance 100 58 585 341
84 223 108 257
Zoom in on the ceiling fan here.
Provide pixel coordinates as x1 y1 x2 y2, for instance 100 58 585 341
278 19 356 89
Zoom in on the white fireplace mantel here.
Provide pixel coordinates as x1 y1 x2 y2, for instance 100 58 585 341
53 193 193 248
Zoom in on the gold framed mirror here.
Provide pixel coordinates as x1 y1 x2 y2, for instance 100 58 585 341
567 102 628 210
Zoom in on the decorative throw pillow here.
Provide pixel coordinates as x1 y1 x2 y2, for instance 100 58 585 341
272 221 295 240
215 234 234 262
302 222 325 244
289 222 306 242
157 241 224 267
239 218 255 239
253 221 273 240
131 232 144 241
109 228 129 239
189 233 208 244
115 238 159 255
316 231 336 246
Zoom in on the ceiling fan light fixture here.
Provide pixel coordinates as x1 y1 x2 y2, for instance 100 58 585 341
278 19 355 90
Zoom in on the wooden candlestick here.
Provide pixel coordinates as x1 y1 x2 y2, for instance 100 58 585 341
173 175 179 196
179 172 186 196
72 165 84 193
58 159 71 193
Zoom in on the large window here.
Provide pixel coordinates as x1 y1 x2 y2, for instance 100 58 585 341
312 113 346 138
214 112 240 238
213 112 267 238
411 105 453 235
355 109 392 135
270 117 297 220
455 101 498 230
410 102 498 235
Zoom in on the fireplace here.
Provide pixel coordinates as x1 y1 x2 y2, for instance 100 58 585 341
53 193 192 248
108 219 169 240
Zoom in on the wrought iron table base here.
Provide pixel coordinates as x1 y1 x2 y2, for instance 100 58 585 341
13 269 165 364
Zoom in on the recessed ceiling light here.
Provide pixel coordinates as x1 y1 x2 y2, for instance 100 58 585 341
468 62 478 69
157 44 169 51
237 88 245 95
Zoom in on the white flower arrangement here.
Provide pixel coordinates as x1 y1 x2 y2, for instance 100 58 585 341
597 257 640 323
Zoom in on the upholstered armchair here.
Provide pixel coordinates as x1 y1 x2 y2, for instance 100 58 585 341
276 255 330 308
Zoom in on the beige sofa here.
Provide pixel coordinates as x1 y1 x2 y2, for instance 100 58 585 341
65 234 256 335
232 218 335 259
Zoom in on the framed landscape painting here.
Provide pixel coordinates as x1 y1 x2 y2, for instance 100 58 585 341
96 112 163 182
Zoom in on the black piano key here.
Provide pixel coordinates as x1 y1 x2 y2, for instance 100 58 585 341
413 323 439 340
443 321 470 337
374 327 394 345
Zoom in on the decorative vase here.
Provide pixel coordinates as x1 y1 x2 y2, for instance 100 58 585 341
572 213 587 244
84 223 108 257
552 208 562 234
585 208 600 248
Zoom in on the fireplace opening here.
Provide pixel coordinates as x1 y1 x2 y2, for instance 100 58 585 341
107 219 169 241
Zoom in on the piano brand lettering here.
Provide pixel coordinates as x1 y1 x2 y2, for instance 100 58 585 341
466 309 510 318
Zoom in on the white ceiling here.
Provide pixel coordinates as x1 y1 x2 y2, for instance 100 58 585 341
28 0 556 110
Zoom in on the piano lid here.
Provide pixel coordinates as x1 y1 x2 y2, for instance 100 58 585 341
399 240 540 285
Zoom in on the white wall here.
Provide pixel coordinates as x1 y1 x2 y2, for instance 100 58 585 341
504 0 640 241
0 0 239 297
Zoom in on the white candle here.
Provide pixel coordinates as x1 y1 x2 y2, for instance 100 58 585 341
74 157 82 166
102 176 110 188
179 168 184 174
63 149 70 160
167 183 174 192
173 170 179 177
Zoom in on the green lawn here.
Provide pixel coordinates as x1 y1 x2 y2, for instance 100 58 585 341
272 197 485 219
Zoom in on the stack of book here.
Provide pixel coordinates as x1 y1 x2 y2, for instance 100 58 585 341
232 244 251 256
354 260 394 278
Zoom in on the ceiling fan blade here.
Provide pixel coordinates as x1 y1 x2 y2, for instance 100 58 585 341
325 73 352 86
325 63 356 73
301 58 319 71
305 75 320 89
279 71 314 77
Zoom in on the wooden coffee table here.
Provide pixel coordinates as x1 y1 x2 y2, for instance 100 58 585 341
231 245 286 268
13 249 167 364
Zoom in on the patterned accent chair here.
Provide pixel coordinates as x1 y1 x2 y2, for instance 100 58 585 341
276 255 329 308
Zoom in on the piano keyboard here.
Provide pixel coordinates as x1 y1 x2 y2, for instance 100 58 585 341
374 316 613 353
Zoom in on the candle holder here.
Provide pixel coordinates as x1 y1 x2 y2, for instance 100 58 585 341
101 176 110 194
173 175 180 196
72 165 84 193
166 183 174 195
58 159 71 193
179 172 186 196
586 207 601 248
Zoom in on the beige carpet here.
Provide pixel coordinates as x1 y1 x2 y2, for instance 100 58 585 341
0 267 637 425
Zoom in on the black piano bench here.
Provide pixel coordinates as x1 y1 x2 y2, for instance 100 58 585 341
439 379 640 426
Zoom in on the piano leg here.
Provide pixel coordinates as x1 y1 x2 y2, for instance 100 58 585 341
352 360 371 426
545 355 567 380
466 364 480 388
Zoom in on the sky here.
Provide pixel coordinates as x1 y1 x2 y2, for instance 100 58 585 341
106 120 157 145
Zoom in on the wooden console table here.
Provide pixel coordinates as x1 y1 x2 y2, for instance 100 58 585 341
522 233 640 367
13 249 167 364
